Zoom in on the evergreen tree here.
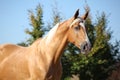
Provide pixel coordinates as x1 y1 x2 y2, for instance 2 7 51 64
78 13 114 80
62 11 119 80
18 4 44 46
25 4 44 45
46 2 62 31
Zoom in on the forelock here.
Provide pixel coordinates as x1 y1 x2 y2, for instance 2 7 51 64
70 17 84 28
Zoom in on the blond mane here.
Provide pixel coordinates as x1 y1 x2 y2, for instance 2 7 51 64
44 23 60 45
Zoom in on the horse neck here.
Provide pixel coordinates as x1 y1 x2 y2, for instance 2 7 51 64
43 21 70 63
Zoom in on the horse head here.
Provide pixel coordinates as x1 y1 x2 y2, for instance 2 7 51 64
67 9 91 53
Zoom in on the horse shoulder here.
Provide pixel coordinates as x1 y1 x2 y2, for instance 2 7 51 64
0 44 31 80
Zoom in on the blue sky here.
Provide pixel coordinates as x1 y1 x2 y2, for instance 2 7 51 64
0 0 120 44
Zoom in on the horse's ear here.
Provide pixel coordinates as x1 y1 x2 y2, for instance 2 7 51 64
74 9 79 19
81 10 89 20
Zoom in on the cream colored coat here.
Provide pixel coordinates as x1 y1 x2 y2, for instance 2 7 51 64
0 9 90 80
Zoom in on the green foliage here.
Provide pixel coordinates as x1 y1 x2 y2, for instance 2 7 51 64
17 42 28 47
25 4 44 45
46 3 62 31
111 41 120 61
18 4 44 46
62 12 119 80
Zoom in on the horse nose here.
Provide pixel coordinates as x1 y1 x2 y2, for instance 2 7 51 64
80 41 91 53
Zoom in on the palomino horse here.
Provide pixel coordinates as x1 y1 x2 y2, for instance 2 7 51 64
0 9 91 80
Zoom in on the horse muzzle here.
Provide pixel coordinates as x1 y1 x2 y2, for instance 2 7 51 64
80 41 91 54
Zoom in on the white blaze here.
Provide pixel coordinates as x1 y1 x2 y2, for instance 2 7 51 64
80 22 90 45
70 18 90 47
80 21 91 49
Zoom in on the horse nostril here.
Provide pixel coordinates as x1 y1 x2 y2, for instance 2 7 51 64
80 41 91 53
83 44 86 50
80 42 87 50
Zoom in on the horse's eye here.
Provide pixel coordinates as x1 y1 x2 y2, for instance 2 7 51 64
74 26 80 31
